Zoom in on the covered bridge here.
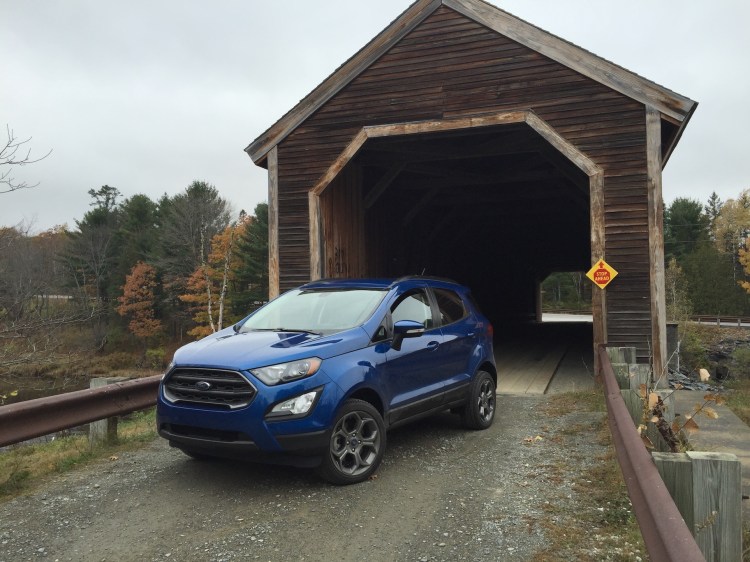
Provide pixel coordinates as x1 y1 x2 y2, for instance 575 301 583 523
245 0 696 375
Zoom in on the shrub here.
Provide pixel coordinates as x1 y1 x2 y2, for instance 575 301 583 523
145 347 167 370
731 347 750 378
678 323 709 373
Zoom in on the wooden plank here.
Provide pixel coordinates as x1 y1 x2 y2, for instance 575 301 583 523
496 342 567 394
655 452 742 562
687 452 743 562
652 452 695 529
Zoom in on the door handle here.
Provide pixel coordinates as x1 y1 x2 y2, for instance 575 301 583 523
427 341 439 350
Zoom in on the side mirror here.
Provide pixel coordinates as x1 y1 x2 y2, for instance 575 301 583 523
391 320 425 351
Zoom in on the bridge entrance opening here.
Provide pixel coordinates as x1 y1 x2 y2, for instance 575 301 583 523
311 117 599 391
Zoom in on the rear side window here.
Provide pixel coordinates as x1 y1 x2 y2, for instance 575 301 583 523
433 288 467 326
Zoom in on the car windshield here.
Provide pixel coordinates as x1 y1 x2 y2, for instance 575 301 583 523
239 288 387 335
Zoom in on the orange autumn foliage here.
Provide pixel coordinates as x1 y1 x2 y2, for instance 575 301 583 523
117 261 163 339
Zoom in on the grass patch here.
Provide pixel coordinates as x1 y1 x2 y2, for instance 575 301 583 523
542 388 607 417
535 388 646 561
0 408 157 501
724 377 750 427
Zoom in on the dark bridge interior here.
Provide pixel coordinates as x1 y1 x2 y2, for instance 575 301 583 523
345 123 591 336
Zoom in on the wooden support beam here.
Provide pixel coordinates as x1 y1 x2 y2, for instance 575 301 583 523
402 189 438 226
647 106 667 380
309 191 322 280
267 146 279 299
589 171 607 363
363 162 405 209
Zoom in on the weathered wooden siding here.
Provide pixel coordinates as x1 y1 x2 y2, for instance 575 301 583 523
275 6 651 357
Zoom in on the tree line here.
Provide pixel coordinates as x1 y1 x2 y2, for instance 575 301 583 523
664 190 750 319
0 181 268 373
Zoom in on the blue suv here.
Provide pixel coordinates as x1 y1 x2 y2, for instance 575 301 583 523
157 276 496 484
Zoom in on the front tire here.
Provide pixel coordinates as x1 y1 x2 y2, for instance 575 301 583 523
460 370 496 429
317 399 386 485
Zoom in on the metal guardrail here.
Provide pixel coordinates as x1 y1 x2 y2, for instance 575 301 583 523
0 375 161 448
690 315 750 327
598 345 704 561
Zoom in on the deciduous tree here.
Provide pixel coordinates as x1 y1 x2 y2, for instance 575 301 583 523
0 125 52 194
116 261 163 341
179 217 247 338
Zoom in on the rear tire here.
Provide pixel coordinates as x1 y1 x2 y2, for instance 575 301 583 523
460 370 496 429
317 399 386 485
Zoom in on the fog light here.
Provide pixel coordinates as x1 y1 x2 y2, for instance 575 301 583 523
270 390 319 417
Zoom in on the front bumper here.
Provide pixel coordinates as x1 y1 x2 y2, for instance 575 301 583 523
158 423 329 467
157 371 342 466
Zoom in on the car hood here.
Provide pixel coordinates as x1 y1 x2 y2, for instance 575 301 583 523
172 327 368 370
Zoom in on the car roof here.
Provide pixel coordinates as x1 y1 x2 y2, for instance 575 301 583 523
300 276 466 292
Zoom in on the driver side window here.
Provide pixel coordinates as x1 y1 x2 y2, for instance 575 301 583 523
391 290 432 328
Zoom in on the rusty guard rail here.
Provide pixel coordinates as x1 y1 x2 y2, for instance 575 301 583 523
0 375 161 448
598 345 704 561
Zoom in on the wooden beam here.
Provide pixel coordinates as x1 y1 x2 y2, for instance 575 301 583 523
402 189 438 226
589 170 607 362
525 112 599 176
647 105 667 380
312 129 368 196
309 191 322 280
363 162 405 209
267 146 279 299
312 112 529 198
365 111 528 138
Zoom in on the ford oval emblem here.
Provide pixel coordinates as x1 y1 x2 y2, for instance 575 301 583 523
195 381 212 391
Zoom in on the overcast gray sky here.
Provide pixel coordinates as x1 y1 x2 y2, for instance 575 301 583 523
2 0 748 231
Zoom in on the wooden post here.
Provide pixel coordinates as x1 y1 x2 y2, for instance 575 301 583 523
646 106 667 383
267 146 279 298
590 171 607 374
309 191 322 280
652 451 742 562
89 377 129 446
607 346 636 365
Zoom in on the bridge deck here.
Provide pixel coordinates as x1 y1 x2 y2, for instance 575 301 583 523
494 321 594 394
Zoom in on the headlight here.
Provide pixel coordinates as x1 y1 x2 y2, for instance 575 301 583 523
267 389 320 418
162 360 175 380
250 357 322 386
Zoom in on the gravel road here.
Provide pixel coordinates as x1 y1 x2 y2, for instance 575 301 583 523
0 394 631 562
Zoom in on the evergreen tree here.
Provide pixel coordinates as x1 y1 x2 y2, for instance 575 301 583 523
233 202 269 316
664 197 708 263
704 192 723 241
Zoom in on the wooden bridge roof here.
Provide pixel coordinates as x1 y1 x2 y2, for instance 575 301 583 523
245 0 697 167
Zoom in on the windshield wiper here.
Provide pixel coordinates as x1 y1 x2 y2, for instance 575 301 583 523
251 328 322 336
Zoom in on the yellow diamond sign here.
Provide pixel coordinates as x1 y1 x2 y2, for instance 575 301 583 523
586 259 618 289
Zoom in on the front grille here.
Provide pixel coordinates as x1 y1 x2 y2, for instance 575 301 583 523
163 368 257 409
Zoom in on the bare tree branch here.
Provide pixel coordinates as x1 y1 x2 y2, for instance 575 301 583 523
0 125 53 194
